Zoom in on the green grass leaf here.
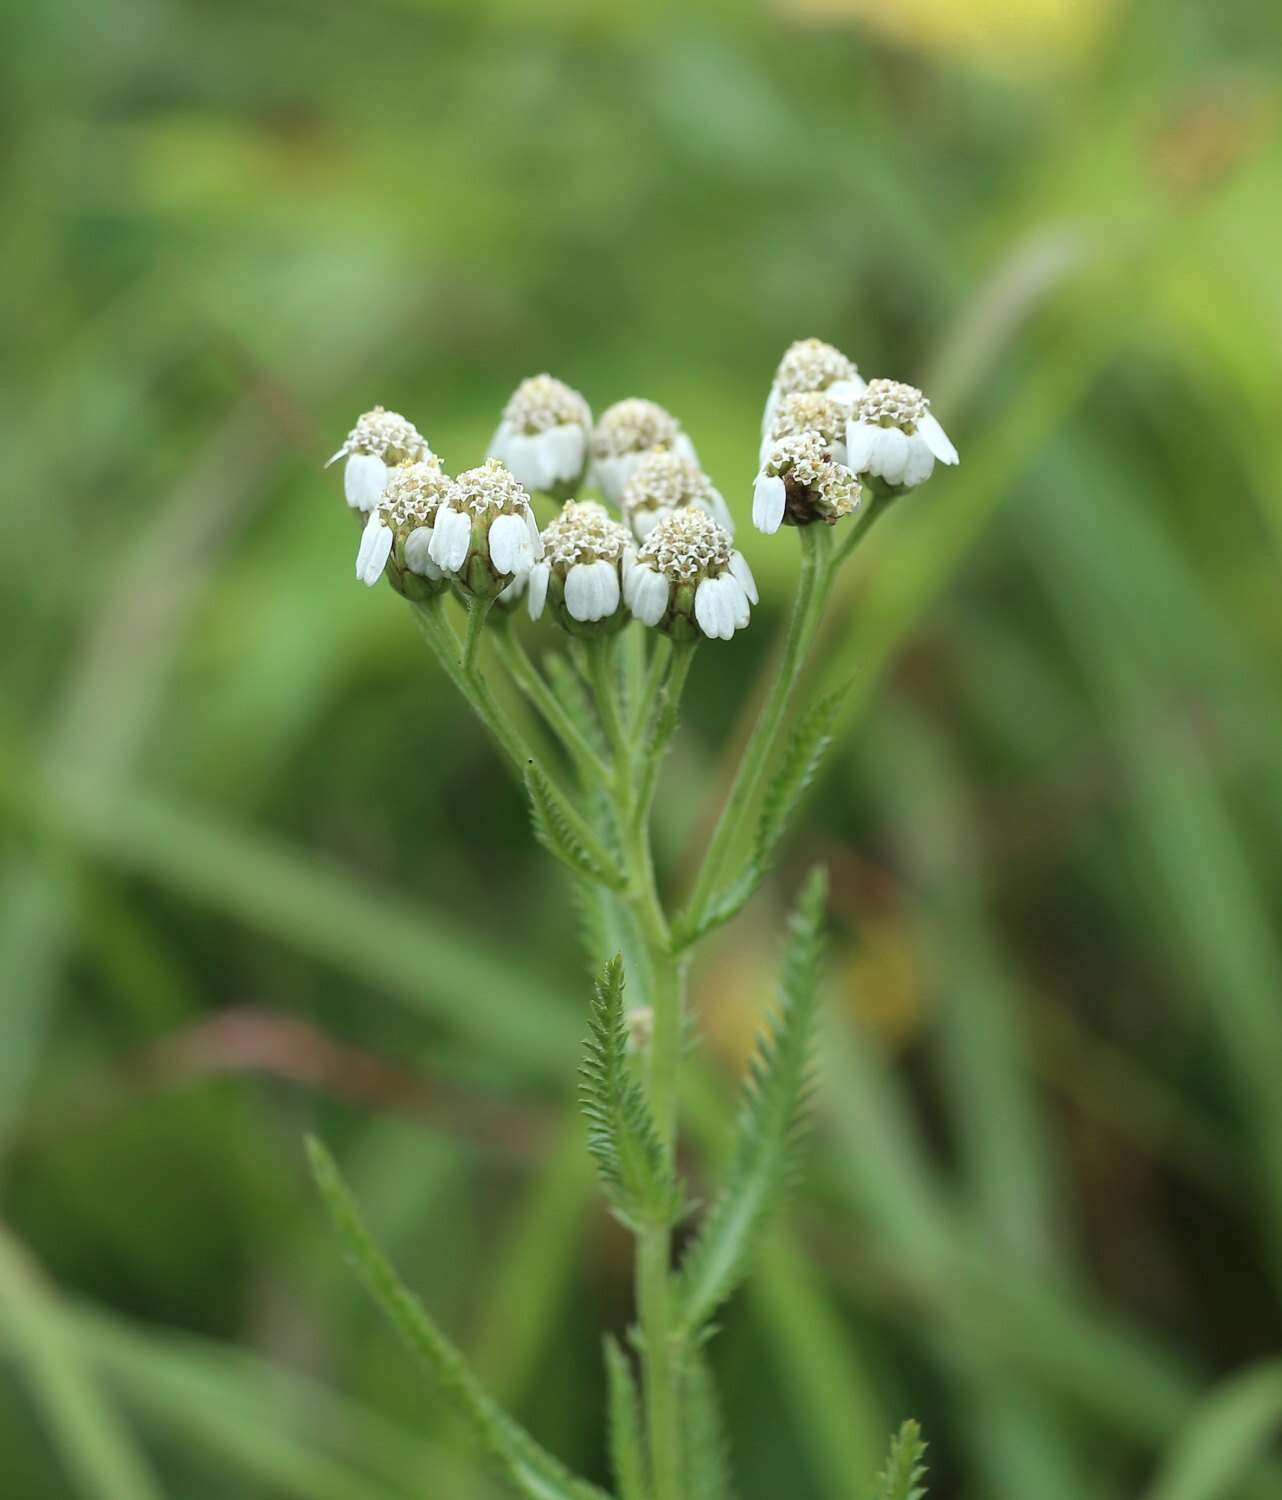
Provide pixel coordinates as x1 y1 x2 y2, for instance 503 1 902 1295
603 1336 647 1500
675 868 827 1337
1145 1363 1282 1500
871 1420 928 1500
580 956 682 1229
305 1136 610 1500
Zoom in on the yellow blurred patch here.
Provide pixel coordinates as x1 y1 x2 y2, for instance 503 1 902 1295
774 0 1113 68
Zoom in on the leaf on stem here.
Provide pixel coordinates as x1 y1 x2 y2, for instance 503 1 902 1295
545 652 607 755
684 1348 736 1500
673 869 828 1338
305 1137 610 1500
580 956 682 1229
871 1420 928 1500
672 687 847 950
524 766 625 890
603 1335 648 1500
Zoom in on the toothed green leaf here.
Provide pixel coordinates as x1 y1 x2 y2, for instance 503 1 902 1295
871 1421 928 1500
545 652 607 755
306 1137 610 1500
580 956 682 1229
674 869 827 1337
684 1349 736 1500
603 1336 647 1500
524 765 625 889
672 688 846 949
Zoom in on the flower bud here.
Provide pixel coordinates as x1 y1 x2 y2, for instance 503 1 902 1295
327 406 432 512
487 374 592 497
527 501 632 637
354 460 453 599
619 452 734 542
762 338 865 437
427 459 543 598
589 398 698 507
845 378 959 493
753 431 863 535
623 508 757 642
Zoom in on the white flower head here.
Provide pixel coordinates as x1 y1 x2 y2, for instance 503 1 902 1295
845 378 959 493
623 507 756 642
619 451 734 542
588 398 698 507
526 500 632 637
753 431 863 536
487 374 592 497
327 406 433 513
355 459 453 599
762 338 865 437
427 458 543 598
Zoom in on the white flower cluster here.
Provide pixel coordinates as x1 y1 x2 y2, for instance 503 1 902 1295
624 508 756 641
753 339 957 533
589 399 698 506
487 374 592 495
620 452 734 541
331 343 957 640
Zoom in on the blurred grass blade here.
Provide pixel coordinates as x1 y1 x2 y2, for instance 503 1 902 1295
683 1348 735 1500
0 1226 164 1500
676 868 826 1337
1145 1364 1282 1500
0 751 579 1082
306 1137 610 1500
603 1336 648 1500
872 1420 928 1500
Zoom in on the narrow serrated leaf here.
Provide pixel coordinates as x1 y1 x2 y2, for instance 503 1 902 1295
871 1420 928 1500
674 869 828 1337
604 1336 648 1500
672 687 847 949
545 653 607 755
524 766 625 889
684 1348 736 1500
580 957 681 1228
305 1137 610 1500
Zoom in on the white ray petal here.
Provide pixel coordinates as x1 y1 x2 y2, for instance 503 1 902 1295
752 472 787 534
488 512 530 576
527 563 550 620
355 516 394 586
344 452 389 512
403 526 444 579
919 410 959 465
729 551 758 605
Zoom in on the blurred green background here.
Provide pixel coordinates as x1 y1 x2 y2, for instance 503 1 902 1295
5 0 1282 1495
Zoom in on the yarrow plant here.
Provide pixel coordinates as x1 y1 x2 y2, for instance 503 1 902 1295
310 339 956 1500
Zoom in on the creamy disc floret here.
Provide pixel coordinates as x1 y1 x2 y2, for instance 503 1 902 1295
527 500 632 635
620 452 734 541
355 460 453 598
761 390 854 468
428 458 543 598
844 378 959 491
589 398 699 507
488 374 592 496
753 430 863 535
327 406 433 513
623 508 757 642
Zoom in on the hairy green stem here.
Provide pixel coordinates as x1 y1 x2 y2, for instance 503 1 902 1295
684 524 834 924
489 621 611 784
637 1222 682 1500
632 642 694 835
462 596 493 672
631 635 674 742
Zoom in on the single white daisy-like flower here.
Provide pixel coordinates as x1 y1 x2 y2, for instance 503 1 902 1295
760 390 854 469
355 460 453 599
623 508 757 642
761 338 865 437
619 451 734 541
845 378 959 492
428 458 543 598
527 500 632 636
487 374 592 496
327 406 432 512
589 398 698 507
753 431 863 536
